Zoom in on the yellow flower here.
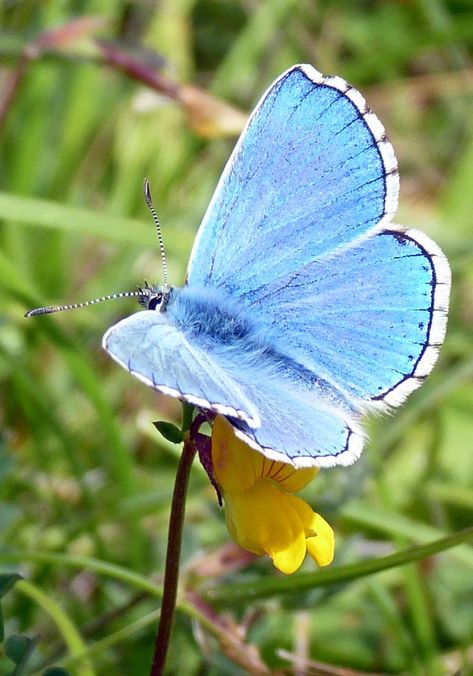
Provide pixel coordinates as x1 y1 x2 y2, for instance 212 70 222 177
211 416 335 575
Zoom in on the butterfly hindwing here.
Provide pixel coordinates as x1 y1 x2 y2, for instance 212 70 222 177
239 228 450 409
229 376 364 468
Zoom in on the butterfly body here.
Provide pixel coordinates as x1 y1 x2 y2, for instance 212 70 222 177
103 64 450 467
167 285 260 353
107 282 357 413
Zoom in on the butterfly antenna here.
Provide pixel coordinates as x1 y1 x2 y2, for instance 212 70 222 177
24 291 143 318
144 178 168 287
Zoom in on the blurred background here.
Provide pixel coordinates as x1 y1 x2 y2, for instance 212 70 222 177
1 1 473 674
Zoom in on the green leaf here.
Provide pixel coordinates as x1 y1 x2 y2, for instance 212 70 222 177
0 574 20 642
0 191 154 245
5 635 37 673
0 191 192 257
0 574 22 599
153 421 184 444
0 573 22 643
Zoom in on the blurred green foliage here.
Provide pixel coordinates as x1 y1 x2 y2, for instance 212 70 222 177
1 0 473 674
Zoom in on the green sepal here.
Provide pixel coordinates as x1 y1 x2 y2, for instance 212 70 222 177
153 421 184 444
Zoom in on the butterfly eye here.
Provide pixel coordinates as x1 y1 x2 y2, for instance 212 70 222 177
147 293 164 311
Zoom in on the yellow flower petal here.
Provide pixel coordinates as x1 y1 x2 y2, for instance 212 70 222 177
211 416 257 492
211 415 335 574
275 464 319 493
211 416 317 492
271 528 307 575
306 512 335 567
266 495 311 574
224 481 308 572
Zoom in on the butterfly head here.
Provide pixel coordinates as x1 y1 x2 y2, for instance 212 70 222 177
137 283 172 312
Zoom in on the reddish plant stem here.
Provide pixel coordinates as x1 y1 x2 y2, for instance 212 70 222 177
97 39 179 99
149 428 198 675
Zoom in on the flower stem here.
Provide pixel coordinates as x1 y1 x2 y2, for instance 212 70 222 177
149 429 197 675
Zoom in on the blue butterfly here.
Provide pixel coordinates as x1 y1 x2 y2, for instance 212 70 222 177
103 64 451 468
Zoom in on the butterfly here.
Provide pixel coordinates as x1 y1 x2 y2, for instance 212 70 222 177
101 64 451 468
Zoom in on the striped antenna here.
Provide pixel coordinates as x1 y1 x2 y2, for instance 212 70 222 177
24 291 143 318
144 178 168 287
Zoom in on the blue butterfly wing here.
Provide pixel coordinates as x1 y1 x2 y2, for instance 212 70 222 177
102 311 261 427
240 228 450 409
187 64 399 294
229 378 364 468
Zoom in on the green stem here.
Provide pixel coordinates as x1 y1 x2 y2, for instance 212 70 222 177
150 431 197 675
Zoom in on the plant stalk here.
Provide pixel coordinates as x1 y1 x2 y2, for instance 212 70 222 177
149 431 197 675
